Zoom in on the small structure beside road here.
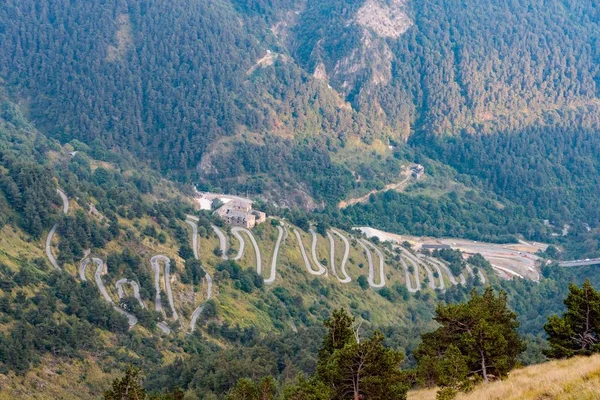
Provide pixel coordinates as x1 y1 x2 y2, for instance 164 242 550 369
214 200 266 229
195 191 266 229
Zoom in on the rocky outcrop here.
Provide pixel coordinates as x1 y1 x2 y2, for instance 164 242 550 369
355 0 412 39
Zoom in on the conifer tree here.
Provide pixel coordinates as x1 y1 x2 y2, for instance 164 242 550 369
317 309 408 400
544 279 600 358
104 365 147 400
416 287 525 389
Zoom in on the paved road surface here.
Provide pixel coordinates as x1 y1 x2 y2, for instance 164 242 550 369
309 229 329 277
330 229 351 283
231 229 245 261
359 239 386 288
492 264 524 279
79 258 91 281
211 224 228 260
232 227 262 275
265 226 284 285
423 263 437 290
398 255 419 293
116 279 144 309
151 255 178 321
186 217 214 333
57 189 69 213
157 322 171 335
91 258 138 328
45 188 70 270
559 258 600 267
417 255 445 290
294 229 326 276
426 256 456 287
399 247 422 289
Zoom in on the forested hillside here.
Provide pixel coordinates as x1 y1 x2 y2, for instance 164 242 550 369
2 0 600 212
2 1 600 397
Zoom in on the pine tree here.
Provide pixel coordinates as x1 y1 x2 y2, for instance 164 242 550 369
544 279 600 358
416 287 525 389
317 309 407 400
104 365 147 400
227 377 276 400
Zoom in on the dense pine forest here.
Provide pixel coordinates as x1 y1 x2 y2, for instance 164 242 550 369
1 0 600 398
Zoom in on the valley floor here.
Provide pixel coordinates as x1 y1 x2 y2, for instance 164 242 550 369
408 354 600 400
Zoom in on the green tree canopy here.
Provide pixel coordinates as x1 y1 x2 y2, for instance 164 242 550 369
416 287 525 391
544 279 600 359
104 365 147 400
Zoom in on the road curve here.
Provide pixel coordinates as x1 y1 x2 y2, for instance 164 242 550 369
427 257 458 286
309 229 329 277
417 255 445 290
422 263 437 290
116 279 145 309
45 188 70 270
492 264 524 279
186 217 214 333
157 322 171 335
398 255 419 293
463 264 487 284
330 229 351 283
211 224 228 260
151 255 178 321
398 247 421 290
265 226 284 285
465 264 487 284
358 239 386 288
185 217 200 259
293 229 326 276
79 258 91 281
231 229 246 261
231 227 262 275
91 257 138 328
57 189 69 214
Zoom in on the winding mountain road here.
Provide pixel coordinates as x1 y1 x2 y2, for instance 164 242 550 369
231 227 262 275
265 226 284 284
231 229 246 261
330 229 351 283
398 255 419 293
116 279 144 309
211 224 228 260
427 257 458 287
90 257 138 328
465 264 485 284
417 255 445 290
464 264 487 284
422 263 437 290
309 229 329 277
398 247 422 290
358 239 386 288
186 217 214 333
45 188 70 270
293 229 327 276
79 258 91 281
150 254 179 321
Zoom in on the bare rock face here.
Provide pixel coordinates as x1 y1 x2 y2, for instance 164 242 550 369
333 31 394 90
327 0 412 92
313 62 328 81
355 0 413 39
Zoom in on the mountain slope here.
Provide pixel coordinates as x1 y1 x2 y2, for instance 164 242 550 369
2 0 600 210
408 354 600 400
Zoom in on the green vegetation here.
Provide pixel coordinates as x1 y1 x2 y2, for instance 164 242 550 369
415 288 525 398
544 280 600 359
2 1 600 398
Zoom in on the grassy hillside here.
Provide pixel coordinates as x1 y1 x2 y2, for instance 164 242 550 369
408 354 600 400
